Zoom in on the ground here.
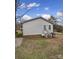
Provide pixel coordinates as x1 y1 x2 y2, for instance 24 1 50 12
15 33 63 59
15 38 23 48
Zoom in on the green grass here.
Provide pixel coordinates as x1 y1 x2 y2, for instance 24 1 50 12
15 34 63 59
35 40 49 47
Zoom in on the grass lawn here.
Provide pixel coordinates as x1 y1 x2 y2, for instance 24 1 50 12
15 34 63 59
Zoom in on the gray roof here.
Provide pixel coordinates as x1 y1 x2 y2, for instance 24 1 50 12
22 16 55 24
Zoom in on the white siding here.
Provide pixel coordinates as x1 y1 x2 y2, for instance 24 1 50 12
23 19 53 35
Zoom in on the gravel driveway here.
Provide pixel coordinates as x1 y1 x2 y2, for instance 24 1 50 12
15 38 23 48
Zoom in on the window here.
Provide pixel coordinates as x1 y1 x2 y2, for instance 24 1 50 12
44 25 46 30
49 25 51 30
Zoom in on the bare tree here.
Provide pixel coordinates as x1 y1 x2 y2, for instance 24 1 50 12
16 0 38 22
16 0 40 34
16 0 22 8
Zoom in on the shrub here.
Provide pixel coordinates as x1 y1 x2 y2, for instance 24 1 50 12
54 24 63 33
16 32 22 37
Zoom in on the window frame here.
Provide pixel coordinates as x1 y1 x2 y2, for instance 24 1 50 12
49 25 51 30
44 25 46 30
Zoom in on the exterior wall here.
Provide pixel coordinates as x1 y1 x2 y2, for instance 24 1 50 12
23 19 53 35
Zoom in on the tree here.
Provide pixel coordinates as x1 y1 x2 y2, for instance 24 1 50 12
16 0 40 22
16 0 40 33
53 17 63 33
50 16 63 33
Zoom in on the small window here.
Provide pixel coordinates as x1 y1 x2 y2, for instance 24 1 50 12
49 25 51 30
44 25 46 30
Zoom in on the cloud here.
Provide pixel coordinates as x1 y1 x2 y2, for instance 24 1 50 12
22 15 32 21
44 7 49 10
18 2 40 9
36 14 40 16
56 12 63 17
56 18 63 25
41 14 51 20
27 2 40 9
56 12 63 25
19 3 26 8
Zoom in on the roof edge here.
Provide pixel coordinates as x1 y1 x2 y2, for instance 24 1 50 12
22 16 54 24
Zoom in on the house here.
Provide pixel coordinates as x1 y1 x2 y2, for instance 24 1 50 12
22 16 54 37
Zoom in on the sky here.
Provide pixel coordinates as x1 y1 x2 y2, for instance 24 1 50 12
16 0 63 21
